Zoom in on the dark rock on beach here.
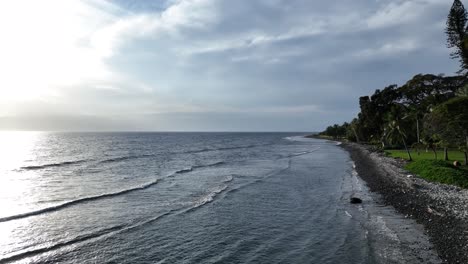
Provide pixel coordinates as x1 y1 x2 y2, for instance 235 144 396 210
350 197 362 204
342 142 468 264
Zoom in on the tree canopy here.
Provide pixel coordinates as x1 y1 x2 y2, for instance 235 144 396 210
319 1 468 164
446 0 468 74
320 74 467 159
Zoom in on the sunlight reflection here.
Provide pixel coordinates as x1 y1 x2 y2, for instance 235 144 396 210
0 132 43 254
0 132 42 215
0 131 41 170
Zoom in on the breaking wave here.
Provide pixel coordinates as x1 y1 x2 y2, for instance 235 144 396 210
185 144 271 154
190 185 229 210
2 161 227 223
0 179 160 223
20 159 89 170
98 154 155 164
175 161 225 174
0 210 177 263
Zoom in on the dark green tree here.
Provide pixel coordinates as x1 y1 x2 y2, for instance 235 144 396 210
446 0 468 74
400 74 467 144
347 118 361 143
457 83 468 96
320 123 349 139
426 97 468 164
357 85 401 143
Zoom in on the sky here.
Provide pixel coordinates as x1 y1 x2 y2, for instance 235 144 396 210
0 0 461 131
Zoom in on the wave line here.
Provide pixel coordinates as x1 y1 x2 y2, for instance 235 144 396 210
0 179 160 223
184 144 271 154
175 161 225 174
98 154 155 164
20 160 89 170
0 224 128 263
0 209 178 263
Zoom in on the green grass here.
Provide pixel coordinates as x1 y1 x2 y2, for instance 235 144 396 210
405 160 468 188
385 149 466 162
385 149 468 188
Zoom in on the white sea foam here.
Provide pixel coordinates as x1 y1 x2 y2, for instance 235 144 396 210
284 136 314 142
223 175 234 183
290 147 321 157
193 185 228 208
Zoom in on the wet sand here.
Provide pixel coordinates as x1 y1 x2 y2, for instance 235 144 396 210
342 142 468 264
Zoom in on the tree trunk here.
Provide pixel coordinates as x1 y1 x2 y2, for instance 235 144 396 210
433 147 437 160
466 136 468 165
402 138 412 161
352 127 360 143
444 147 449 161
415 118 420 155
416 118 420 143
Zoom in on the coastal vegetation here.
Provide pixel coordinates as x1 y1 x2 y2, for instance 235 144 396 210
320 0 468 185
405 160 468 188
386 149 466 163
386 149 468 188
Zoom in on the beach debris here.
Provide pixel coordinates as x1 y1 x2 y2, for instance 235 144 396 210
427 207 434 214
426 207 444 216
350 197 362 204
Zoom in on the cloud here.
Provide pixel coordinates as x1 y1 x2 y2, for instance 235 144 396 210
366 0 448 29
367 1 421 29
0 0 460 131
353 39 419 58
0 0 117 102
90 0 219 57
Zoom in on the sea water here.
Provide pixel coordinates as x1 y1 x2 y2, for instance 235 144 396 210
0 132 388 263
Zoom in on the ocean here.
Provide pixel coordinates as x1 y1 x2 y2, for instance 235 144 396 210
0 132 405 263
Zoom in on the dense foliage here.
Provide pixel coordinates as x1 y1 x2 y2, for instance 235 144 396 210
320 0 468 165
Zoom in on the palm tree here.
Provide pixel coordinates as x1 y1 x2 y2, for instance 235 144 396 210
420 135 439 160
384 105 413 161
402 106 423 155
456 83 468 96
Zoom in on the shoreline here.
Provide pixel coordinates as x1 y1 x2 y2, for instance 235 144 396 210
341 142 468 263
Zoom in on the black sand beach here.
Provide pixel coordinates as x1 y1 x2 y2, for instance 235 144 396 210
342 142 468 264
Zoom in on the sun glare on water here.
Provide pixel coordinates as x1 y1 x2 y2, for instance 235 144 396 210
0 131 42 212
0 131 40 169
0 132 42 248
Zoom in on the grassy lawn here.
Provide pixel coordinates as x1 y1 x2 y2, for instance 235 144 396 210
385 149 468 188
385 149 466 163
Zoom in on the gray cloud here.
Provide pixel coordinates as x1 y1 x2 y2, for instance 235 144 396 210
0 0 460 131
